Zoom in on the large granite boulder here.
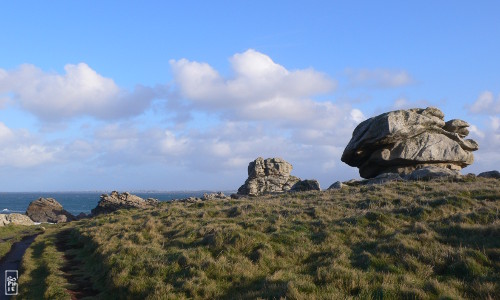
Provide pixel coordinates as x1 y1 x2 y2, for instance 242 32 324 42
0 213 35 226
237 157 301 196
341 107 479 178
26 198 76 223
91 191 159 215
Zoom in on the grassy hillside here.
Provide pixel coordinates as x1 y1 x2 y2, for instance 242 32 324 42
0 224 43 260
16 177 500 299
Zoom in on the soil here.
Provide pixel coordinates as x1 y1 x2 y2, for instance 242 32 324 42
0 234 39 300
55 229 99 300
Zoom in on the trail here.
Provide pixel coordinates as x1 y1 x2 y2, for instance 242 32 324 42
55 229 99 300
0 234 39 300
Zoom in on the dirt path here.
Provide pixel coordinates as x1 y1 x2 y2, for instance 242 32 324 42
0 234 39 300
55 229 99 300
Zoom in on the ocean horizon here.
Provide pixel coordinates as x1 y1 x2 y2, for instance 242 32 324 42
0 190 236 216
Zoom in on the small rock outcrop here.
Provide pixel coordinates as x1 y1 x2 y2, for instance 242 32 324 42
237 157 301 196
91 191 159 215
202 192 230 201
291 179 321 192
341 107 479 178
406 166 460 181
478 170 500 179
327 181 344 190
366 173 403 185
26 198 76 223
0 213 35 226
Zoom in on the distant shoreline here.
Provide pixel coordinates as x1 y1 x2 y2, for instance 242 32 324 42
0 191 236 216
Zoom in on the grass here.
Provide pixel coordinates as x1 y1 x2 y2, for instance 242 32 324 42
16 226 72 299
0 224 44 260
15 177 500 299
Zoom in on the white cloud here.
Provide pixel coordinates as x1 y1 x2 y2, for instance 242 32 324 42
159 130 189 156
170 49 336 122
469 124 485 139
346 68 414 88
0 122 14 142
464 91 500 174
164 49 367 182
0 63 157 121
350 108 365 123
0 51 371 189
468 91 500 114
0 122 59 168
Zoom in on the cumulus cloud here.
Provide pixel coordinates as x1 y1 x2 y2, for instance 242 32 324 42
0 122 59 168
170 49 337 123
0 63 157 121
468 91 500 114
0 50 370 189
345 68 414 88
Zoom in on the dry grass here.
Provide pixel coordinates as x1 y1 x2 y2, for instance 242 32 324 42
17 177 500 299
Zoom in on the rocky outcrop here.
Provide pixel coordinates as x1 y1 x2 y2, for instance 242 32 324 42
341 107 479 178
91 191 159 215
406 166 460 181
478 170 500 179
366 173 403 185
327 181 344 190
0 213 35 226
237 157 301 196
172 192 231 203
291 179 321 192
26 198 76 223
202 192 230 201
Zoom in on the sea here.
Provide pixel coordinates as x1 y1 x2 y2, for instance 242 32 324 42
0 191 235 216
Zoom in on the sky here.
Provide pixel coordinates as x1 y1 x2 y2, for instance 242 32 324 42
0 1 499 191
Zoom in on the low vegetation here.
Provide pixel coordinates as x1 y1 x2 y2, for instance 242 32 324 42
0 224 43 260
15 177 500 299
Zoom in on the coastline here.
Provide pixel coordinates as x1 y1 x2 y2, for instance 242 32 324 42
0 190 236 215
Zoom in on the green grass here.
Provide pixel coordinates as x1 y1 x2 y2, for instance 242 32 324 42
17 226 71 300
16 178 500 299
0 224 44 260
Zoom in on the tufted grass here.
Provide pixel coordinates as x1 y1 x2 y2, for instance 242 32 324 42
16 225 72 300
0 224 44 260
16 177 500 299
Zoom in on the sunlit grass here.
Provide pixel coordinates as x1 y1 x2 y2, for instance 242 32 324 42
17 177 500 299
0 224 44 260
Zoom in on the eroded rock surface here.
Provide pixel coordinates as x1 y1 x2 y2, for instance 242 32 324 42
0 213 35 226
237 157 301 196
26 198 75 223
341 107 479 178
91 191 159 215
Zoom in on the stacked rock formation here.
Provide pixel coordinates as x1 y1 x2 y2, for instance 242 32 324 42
26 197 76 223
341 107 479 179
91 191 159 215
237 157 301 196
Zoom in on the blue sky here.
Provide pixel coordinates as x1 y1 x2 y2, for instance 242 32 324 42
0 1 499 191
